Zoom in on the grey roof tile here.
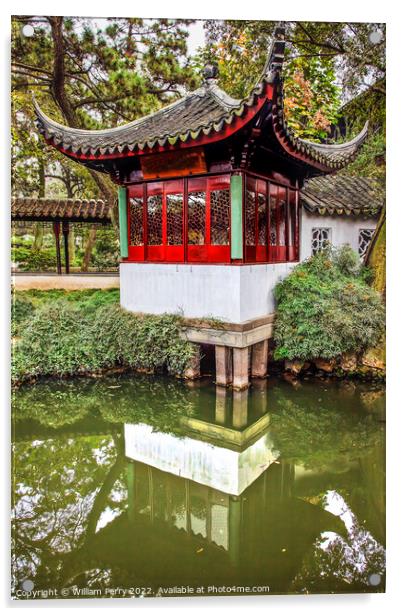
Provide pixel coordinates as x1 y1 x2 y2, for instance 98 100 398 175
301 175 384 216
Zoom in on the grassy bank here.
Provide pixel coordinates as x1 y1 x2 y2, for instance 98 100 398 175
12 289 194 387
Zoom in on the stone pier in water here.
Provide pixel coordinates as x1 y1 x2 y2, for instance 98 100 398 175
181 314 274 390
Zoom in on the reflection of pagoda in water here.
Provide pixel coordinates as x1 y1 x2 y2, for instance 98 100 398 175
123 389 346 582
12 378 385 595
125 386 278 563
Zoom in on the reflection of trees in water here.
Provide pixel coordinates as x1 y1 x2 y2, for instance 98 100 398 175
268 388 385 592
11 377 385 596
290 490 385 593
11 433 126 592
13 376 195 436
270 393 384 472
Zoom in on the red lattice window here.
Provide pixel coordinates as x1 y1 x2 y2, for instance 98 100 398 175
129 196 144 246
211 189 230 245
245 188 256 246
188 191 206 245
167 193 183 245
277 187 286 246
288 189 297 246
269 183 278 245
257 191 267 245
147 193 163 245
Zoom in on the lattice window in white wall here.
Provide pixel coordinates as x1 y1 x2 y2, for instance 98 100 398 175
358 228 375 259
311 228 331 255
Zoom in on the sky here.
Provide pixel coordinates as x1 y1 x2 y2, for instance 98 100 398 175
187 20 206 56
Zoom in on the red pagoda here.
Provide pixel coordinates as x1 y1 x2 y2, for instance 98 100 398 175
34 23 368 387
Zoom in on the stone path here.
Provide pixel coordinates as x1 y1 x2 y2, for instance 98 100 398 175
12 274 120 291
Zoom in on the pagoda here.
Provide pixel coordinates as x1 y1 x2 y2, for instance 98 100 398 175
34 23 368 388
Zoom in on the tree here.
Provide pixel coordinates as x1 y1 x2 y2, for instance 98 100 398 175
12 16 199 220
200 20 385 142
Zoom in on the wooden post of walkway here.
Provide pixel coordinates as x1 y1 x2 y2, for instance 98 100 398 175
232 346 249 390
62 221 70 274
53 221 62 275
215 345 233 387
251 340 269 378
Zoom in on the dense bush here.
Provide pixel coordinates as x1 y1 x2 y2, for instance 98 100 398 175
12 300 194 385
14 288 119 311
90 228 119 270
273 246 385 361
12 247 59 271
11 293 35 336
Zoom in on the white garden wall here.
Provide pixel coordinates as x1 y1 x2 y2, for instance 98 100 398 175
300 210 377 261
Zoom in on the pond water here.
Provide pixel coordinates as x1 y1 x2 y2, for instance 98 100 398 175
11 375 385 599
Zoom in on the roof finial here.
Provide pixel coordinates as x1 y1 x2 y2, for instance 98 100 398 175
262 21 287 77
203 64 218 85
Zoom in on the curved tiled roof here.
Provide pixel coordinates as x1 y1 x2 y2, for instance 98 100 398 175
301 175 384 216
34 23 368 174
34 83 254 156
11 197 111 222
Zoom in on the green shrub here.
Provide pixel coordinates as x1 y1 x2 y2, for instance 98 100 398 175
12 247 58 271
273 245 385 361
11 246 32 263
90 228 119 270
12 300 194 385
11 293 35 336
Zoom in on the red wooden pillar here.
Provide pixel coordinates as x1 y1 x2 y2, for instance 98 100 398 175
53 221 62 275
267 180 271 262
285 186 290 261
62 221 70 274
295 184 300 261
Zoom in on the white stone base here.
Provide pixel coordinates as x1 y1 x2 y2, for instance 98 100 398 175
120 262 296 323
124 423 278 495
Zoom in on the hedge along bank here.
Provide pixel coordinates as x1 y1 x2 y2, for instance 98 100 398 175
11 299 196 387
272 246 385 376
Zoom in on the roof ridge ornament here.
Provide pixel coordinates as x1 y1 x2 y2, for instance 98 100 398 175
262 21 286 78
202 63 219 86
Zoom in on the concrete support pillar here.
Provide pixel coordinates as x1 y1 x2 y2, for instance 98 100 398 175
184 344 201 380
215 386 227 424
215 345 233 386
251 339 269 378
232 390 248 428
232 346 249 390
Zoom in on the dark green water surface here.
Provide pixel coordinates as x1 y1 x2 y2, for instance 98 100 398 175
11 375 385 599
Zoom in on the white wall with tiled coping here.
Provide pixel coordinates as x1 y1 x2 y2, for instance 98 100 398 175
300 210 377 261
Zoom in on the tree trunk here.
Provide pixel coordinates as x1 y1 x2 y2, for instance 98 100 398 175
32 224 44 250
361 206 386 373
32 158 46 249
68 226 76 264
365 207 386 299
81 225 97 272
48 16 119 231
